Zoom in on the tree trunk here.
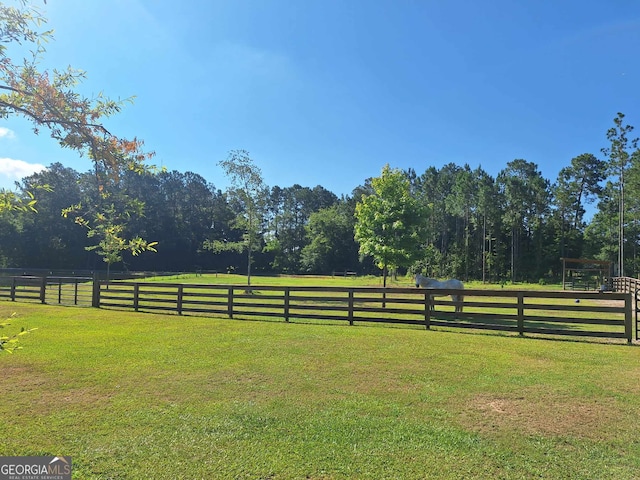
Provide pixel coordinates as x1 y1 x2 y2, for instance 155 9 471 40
482 214 486 283
247 247 252 286
511 227 516 283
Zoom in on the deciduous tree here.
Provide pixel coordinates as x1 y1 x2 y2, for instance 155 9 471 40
355 164 427 287
206 150 268 285
301 201 359 274
0 0 157 264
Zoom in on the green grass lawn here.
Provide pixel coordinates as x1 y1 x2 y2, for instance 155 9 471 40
139 272 565 291
140 272 403 287
2 301 640 479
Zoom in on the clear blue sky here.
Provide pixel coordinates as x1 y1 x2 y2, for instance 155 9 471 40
1 0 640 196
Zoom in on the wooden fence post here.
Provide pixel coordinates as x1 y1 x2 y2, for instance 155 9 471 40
10 277 16 302
424 292 431 330
284 287 290 322
348 289 354 326
517 292 524 336
39 276 46 304
625 292 633 344
91 273 100 308
636 289 640 342
228 287 234 319
177 285 183 315
133 284 140 312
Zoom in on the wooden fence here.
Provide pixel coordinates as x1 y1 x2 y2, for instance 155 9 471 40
0 276 633 342
611 277 640 341
94 281 633 343
0 275 94 306
612 276 640 295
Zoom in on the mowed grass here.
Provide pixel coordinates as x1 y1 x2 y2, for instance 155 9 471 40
140 273 404 287
139 272 564 290
2 299 640 479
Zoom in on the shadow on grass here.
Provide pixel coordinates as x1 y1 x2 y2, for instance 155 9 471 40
102 305 637 347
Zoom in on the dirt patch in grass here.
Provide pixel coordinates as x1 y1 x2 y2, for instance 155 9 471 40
590 298 625 308
1 364 114 415
34 387 115 413
1 364 47 390
462 390 624 439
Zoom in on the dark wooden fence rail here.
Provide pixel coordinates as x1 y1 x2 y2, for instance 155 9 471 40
95 281 633 343
0 275 94 306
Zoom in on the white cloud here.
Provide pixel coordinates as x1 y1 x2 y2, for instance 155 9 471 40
0 157 47 181
0 127 15 139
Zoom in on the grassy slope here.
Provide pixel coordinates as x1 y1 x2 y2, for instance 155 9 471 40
1 300 640 479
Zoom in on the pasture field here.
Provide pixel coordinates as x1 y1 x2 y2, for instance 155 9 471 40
139 272 406 287
139 272 563 291
1 301 640 479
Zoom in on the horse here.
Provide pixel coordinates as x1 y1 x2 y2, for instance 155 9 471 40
415 273 464 312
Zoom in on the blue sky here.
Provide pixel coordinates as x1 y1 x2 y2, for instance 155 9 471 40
1 0 640 197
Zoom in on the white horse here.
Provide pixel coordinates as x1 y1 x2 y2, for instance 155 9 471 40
415 274 464 312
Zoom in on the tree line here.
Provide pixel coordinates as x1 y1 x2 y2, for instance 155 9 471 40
2 111 639 283
0 3 637 283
